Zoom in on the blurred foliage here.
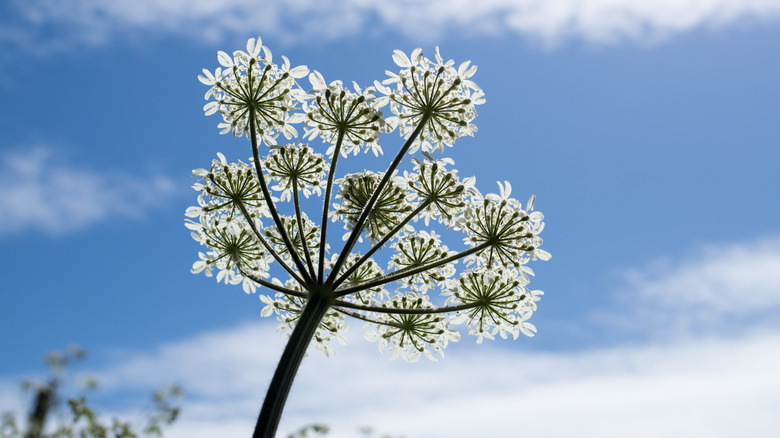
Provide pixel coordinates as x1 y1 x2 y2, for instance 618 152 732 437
0 345 181 438
286 424 403 438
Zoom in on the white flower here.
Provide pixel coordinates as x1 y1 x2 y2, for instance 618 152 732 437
201 36 309 144
303 72 386 157
332 171 413 243
445 268 539 342
388 230 454 292
263 143 327 202
376 47 485 153
363 293 460 362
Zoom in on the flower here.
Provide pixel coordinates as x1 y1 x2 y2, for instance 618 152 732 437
333 253 388 305
445 268 538 343
332 171 413 243
455 183 548 268
375 47 485 153
303 72 386 157
404 155 473 225
190 152 271 220
200 36 309 144
363 293 460 362
263 143 327 202
388 230 454 292
188 215 272 294
263 213 320 265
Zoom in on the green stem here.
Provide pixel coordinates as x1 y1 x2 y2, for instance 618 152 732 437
248 107 314 287
325 113 431 287
292 178 317 280
252 289 332 438
236 201 307 286
333 299 478 315
318 130 345 282
335 241 491 297
333 200 431 289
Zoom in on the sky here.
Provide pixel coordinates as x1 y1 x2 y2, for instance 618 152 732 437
1 0 779 437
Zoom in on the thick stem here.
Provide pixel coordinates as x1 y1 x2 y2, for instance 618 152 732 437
252 290 332 438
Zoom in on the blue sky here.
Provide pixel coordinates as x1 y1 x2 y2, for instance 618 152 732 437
1 0 780 437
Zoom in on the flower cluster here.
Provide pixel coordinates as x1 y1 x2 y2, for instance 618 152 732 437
189 37 549 362
264 143 327 202
332 171 412 243
303 72 386 157
376 48 485 153
445 268 542 343
363 293 460 362
199 37 308 144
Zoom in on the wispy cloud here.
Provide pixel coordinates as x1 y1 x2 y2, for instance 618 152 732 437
3 235 780 437
87 323 780 438
4 0 780 53
608 236 780 336
0 147 176 238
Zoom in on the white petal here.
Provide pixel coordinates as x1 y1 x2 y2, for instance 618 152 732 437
392 50 411 68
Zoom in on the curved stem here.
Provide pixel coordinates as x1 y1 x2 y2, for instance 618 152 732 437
252 290 331 438
333 200 431 289
318 130 345 282
333 299 479 315
326 113 431 287
332 307 403 328
236 264 307 297
335 241 491 297
248 107 314 287
292 178 317 280
236 201 307 286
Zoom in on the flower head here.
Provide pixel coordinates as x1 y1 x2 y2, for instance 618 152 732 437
364 293 460 362
199 36 309 144
376 47 485 153
446 268 539 343
333 171 413 243
263 143 327 202
456 183 549 268
304 72 386 157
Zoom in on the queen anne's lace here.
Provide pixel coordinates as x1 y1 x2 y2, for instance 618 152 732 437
363 293 460 362
332 171 412 243
376 47 485 153
263 143 327 202
199 37 309 144
189 37 549 361
303 72 386 157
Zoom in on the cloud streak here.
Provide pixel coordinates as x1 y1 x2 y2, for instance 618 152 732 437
0 147 176 238
4 0 780 53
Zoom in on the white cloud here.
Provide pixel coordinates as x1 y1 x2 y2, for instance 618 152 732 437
0 147 176 237
4 235 780 437
56 322 780 438
5 0 780 52
610 236 780 335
